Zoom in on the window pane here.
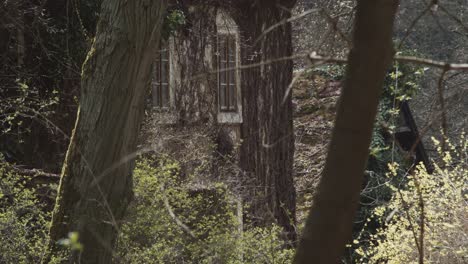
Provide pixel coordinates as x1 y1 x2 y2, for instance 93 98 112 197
220 84 226 109
151 82 158 106
218 34 239 112
153 53 161 107
228 65 235 109
229 84 236 110
229 59 235 86
162 51 170 107
218 35 225 109
153 84 161 107
162 84 169 107
153 43 170 108
161 60 166 84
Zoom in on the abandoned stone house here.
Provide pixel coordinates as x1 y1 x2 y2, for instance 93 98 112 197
140 3 298 241
147 9 242 142
140 5 247 221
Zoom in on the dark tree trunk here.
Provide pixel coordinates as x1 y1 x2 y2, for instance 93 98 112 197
233 0 297 242
294 0 399 263
42 1 167 263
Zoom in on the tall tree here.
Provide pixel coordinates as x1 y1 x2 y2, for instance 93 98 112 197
294 0 399 262
42 0 167 263
233 0 297 242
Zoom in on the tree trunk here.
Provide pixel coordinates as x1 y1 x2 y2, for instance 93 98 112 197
42 0 167 263
234 0 297 242
294 0 398 263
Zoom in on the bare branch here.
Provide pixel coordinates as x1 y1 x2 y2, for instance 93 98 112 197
254 8 321 45
438 3 468 35
12 166 60 182
320 9 352 47
308 52 468 71
397 1 433 50
160 186 197 239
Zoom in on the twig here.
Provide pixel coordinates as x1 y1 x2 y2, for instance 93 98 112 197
397 184 422 258
438 3 468 35
9 166 59 187
12 166 60 180
397 1 432 50
320 9 352 47
413 173 425 264
253 8 321 45
394 55 468 71
307 52 347 65
307 53 468 71
436 69 448 151
160 185 197 239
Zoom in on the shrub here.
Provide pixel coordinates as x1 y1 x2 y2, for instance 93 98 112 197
0 154 292 263
0 159 51 263
116 156 293 264
355 136 467 263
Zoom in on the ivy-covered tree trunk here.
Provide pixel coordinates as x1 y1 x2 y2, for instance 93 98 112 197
234 0 297 242
42 1 167 263
294 0 398 263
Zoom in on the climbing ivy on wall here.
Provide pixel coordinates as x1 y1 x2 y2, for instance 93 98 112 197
163 9 186 39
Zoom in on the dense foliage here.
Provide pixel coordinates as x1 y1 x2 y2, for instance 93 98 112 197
0 0 99 171
349 57 428 261
1 1 467 262
117 157 294 263
0 156 293 263
0 159 51 263
355 136 467 263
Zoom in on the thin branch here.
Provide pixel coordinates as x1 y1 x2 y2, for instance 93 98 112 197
438 3 468 35
253 8 321 45
160 185 197 239
11 166 60 183
436 69 448 150
403 84 466 170
397 177 422 258
282 69 306 105
395 55 468 70
307 52 347 65
307 52 468 71
397 2 433 50
320 9 352 47
413 174 425 264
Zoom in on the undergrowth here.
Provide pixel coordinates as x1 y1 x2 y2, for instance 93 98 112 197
0 159 51 263
355 135 467 263
116 156 293 263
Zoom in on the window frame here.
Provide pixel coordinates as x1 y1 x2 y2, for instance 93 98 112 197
152 41 171 110
215 10 243 124
217 33 238 113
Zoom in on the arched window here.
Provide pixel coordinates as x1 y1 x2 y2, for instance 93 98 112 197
216 11 242 123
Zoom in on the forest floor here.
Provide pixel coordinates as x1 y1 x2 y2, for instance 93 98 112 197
292 69 341 224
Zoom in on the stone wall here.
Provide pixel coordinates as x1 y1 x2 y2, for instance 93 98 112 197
140 5 243 192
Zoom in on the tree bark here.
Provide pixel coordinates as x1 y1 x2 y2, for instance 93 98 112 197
234 0 297 242
42 0 167 263
294 0 398 263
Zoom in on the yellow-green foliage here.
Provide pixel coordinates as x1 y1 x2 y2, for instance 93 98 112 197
116 157 293 264
355 136 467 263
0 161 50 263
0 155 292 263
